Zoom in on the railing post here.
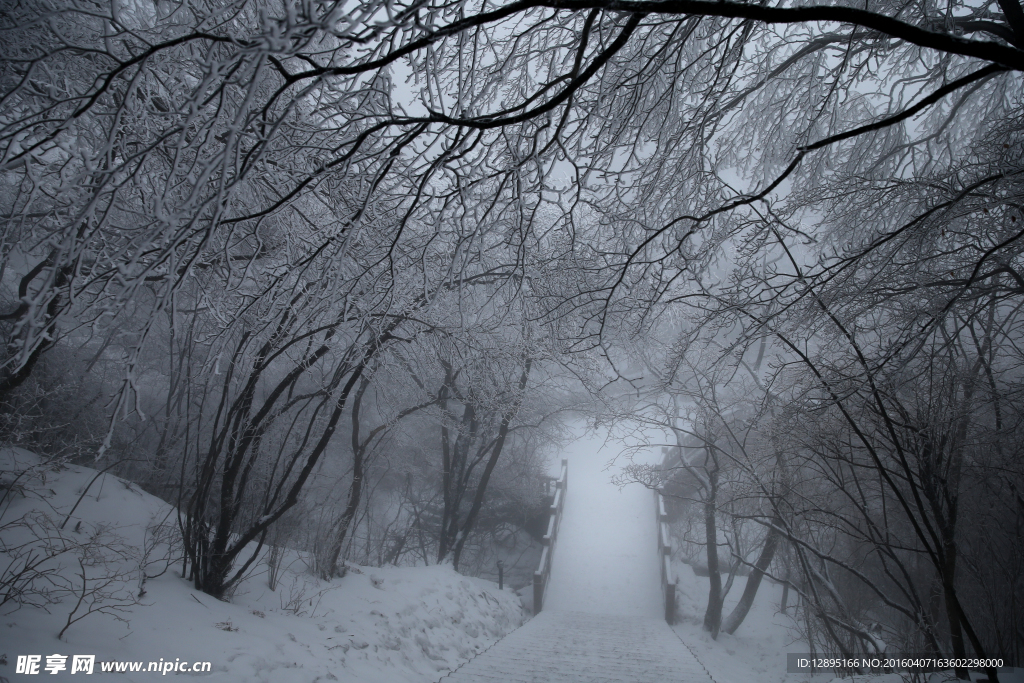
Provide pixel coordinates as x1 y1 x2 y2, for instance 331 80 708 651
533 458 568 615
657 491 677 625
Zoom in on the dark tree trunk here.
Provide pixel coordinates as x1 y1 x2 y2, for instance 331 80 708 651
703 462 722 638
940 537 969 680
451 359 531 570
325 375 372 578
437 399 477 563
722 510 783 634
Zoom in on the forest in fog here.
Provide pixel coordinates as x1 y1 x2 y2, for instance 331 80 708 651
1 0 1022 677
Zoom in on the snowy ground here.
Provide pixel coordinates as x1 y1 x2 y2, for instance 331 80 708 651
672 559 820 683
4 437 1018 683
0 449 524 682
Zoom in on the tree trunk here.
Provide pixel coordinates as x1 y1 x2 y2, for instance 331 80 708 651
703 469 722 638
324 376 372 579
722 510 783 634
941 538 969 680
451 359 531 570
438 400 477 563
436 365 454 562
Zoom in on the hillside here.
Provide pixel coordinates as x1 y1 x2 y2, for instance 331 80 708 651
0 449 524 682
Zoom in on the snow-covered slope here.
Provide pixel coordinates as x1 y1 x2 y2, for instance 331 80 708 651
0 449 524 682
672 561 799 683
671 560 1022 683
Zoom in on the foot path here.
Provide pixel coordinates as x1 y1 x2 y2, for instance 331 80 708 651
443 430 713 682
441 611 711 683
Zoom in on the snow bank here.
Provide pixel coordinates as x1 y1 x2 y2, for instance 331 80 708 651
0 449 525 682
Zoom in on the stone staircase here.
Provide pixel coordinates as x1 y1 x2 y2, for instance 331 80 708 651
442 611 714 683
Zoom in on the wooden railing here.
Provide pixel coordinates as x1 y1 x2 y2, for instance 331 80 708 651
533 458 568 614
657 491 677 624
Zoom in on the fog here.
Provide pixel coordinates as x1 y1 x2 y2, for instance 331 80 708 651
545 426 663 618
